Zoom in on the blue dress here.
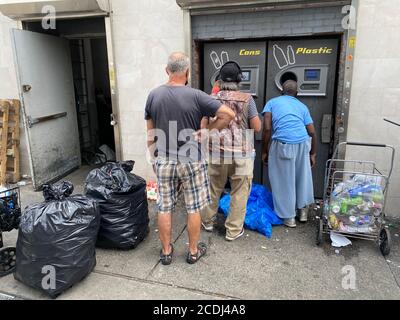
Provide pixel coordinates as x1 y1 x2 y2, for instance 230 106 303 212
263 95 315 219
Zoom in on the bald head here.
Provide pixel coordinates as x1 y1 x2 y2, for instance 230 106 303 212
282 80 298 97
167 52 190 74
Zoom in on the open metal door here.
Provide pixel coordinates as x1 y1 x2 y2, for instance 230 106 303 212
12 29 81 189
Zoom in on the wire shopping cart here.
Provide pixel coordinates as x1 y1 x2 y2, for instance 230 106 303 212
316 142 395 256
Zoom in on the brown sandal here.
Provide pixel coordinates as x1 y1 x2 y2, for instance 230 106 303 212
160 244 174 266
186 242 207 264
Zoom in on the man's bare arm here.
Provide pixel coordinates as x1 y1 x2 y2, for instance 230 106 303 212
250 116 262 133
200 117 209 130
306 123 317 168
206 105 235 131
262 112 272 164
146 119 155 146
146 119 157 156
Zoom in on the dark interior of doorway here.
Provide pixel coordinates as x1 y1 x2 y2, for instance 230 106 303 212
24 18 116 166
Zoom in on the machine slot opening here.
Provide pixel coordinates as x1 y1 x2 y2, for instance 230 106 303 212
280 71 298 85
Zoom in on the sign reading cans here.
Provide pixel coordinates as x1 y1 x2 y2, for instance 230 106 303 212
239 49 261 56
239 47 334 56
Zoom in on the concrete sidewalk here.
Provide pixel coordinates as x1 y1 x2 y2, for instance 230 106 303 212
1 166 400 300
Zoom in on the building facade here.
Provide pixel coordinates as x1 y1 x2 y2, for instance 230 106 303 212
0 0 399 216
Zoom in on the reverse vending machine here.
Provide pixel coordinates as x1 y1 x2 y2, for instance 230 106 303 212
203 42 267 184
202 38 339 197
266 38 339 197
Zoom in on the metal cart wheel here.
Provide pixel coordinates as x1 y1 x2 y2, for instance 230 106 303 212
0 247 17 277
316 218 324 245
379 228 391 256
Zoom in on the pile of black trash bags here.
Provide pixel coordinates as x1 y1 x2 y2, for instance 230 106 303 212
14 161 149 298
85 161 149 249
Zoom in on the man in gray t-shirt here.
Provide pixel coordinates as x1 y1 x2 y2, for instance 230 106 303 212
145 52 234 265
145 85 222 162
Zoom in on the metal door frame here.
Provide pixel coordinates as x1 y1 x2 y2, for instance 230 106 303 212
185 0 358 163
195 35 344 192
104 15 122 160
11 22 34 184
12 10 123 163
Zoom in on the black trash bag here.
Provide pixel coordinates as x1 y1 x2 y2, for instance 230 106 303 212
84 161 149 250
42 180 74 201
14 181 100 298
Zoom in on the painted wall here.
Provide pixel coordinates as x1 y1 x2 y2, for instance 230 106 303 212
347 0 400 217
0 14 18 97
0 13 30 178
1 0 185 182
110 0 185 180
1 0 399 220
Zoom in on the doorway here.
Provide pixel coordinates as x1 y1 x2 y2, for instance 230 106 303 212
13 17 117 188
24 17 116 166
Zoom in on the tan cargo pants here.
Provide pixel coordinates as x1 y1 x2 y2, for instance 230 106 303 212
202 158 253 238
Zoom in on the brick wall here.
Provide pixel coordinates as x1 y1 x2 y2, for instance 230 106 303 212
192 6 345 40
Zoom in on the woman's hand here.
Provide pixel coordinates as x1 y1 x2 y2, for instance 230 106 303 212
262 151 268 165
310 154 317 168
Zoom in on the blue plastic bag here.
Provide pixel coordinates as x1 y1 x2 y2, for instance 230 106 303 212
218 184 282 238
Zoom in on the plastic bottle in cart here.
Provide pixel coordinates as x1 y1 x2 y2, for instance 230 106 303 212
372 191 384 203
349 184 382 198
8 200 14 210
324 201 330 213
332 182 345 197
340 201 348 215
329 214 340 230
340 197 362 207
331 203 340 214
0 186 11 198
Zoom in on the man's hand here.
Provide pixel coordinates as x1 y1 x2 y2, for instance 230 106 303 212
206 105 235 131
193 129 209 143
262 112 272 167
261 148 269 166
310 154 317 168
262 150 269 165
306 123 317 168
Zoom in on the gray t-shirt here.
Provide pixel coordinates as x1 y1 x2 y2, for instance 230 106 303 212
145 85 222 162
205 96 258 122
206 95 259 160
248 97 259 119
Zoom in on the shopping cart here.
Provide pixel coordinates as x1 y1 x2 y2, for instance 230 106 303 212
0 186 21 277
316 142 395 256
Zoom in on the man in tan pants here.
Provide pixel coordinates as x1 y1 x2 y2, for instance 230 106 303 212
201 61 261 241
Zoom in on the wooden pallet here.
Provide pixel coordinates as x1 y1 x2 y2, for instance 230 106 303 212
0 100 20 185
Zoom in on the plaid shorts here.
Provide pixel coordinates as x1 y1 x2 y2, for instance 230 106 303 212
155 159 211 214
